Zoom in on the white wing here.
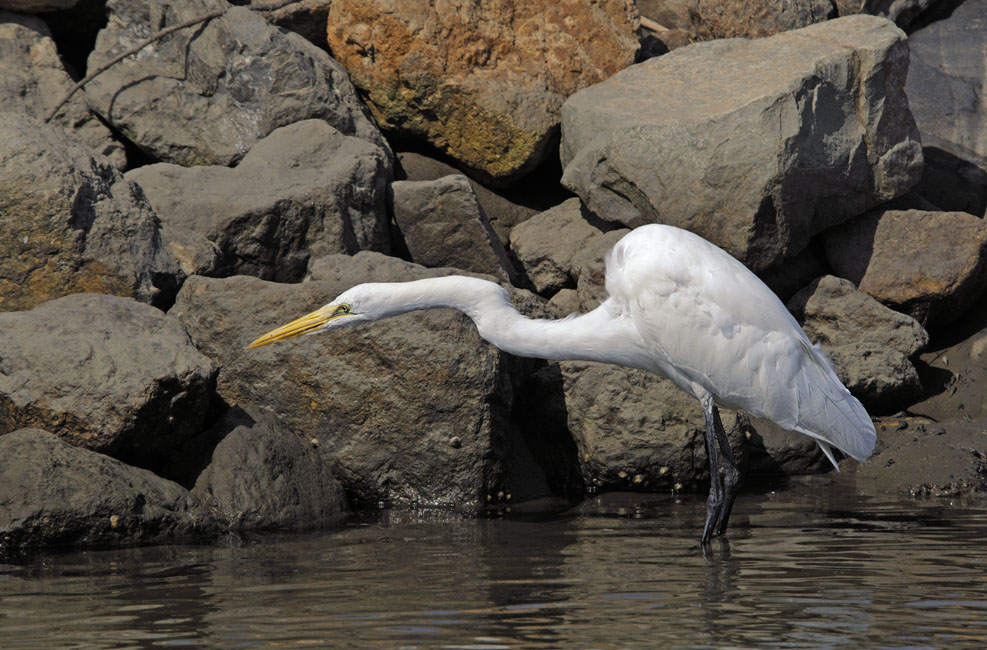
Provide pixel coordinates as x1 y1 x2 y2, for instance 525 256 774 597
604 224 876 461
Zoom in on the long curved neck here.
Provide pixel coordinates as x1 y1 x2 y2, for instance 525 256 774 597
368 276 650 370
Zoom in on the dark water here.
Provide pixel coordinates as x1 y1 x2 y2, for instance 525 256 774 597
2 478 987 649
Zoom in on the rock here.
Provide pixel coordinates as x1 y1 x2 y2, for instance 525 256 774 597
689 0 834 40
391 176 515 282
561 362 748 491
242 0 332 47
85 0 387 166
0 113 180 312
906 0 987 218
395 150 554 243
191 406 347 531
0 12 125 168
0 429 217 558
822 209 987 326
834 0 941 28
127 120 391 282
327 0 640 184
788 275 928 412
171 253 554 507
842 417 987 498
509 198 607 295
561 15 923 273
0 294 217 470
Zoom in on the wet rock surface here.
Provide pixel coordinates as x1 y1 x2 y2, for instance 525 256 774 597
191 405 348 531
0 429 217 557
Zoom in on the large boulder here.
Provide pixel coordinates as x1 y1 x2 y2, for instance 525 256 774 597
0 429 217 558
191 406 347 531
822 209 987 326
0 113 180 312
788 275 928 412
561 15 922 273
326 0 640 184
905 0 987 218
85 0 387 166
0 12 125 168
391 175 515 283
171 253 554 507
127 120 391 282
0 294 217 470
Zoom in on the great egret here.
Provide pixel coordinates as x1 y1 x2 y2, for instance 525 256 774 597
248 224 877 544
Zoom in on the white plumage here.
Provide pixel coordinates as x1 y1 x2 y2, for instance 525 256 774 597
249 223 877 544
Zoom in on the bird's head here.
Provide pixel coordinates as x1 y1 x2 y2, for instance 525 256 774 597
246 284 386 349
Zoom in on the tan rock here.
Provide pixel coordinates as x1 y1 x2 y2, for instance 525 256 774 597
327 0 640 184
823 210 987 326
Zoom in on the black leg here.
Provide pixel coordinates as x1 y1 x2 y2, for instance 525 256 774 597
711 405 740 536
699 396 722 545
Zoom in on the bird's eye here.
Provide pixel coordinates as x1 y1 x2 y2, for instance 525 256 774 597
336 304 351 315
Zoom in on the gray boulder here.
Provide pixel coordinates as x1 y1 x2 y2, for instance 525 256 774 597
0 13 125 168
171 253 554 508
906 0 987 217
788 275 928 412
0 113 180 312
509 198 608 295
192 406 347 531
0 429 217 557
822 209 987 326
396 151 548 244
127 120 391 282
0 294 217 470
391 175 515 283
561 362 748 492
84 0 388 166
561 15 922 273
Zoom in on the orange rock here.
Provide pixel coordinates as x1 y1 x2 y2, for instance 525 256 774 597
327 0 640 184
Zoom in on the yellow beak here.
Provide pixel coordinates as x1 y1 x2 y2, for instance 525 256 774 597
247 305 342 349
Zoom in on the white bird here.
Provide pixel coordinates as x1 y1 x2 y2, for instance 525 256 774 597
248 224 877 544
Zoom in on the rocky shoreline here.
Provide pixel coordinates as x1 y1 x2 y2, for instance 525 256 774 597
1 0 986 558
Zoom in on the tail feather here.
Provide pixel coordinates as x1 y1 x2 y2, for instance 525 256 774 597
792 341 876 464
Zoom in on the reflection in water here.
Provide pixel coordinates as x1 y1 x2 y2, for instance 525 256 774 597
2 479 986 648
